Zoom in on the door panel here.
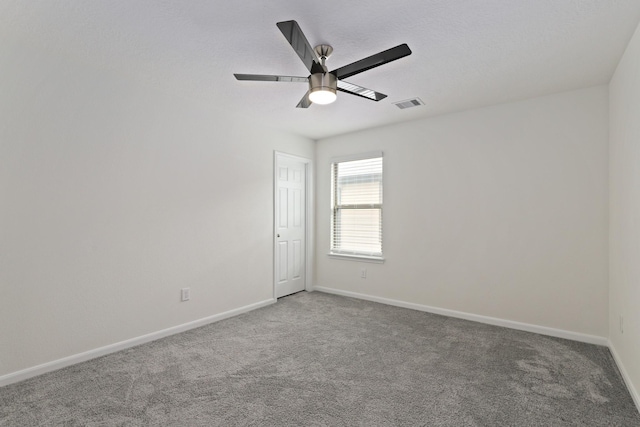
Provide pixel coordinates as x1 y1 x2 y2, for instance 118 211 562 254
275 155 306 298
293 189 302 227
278 188 288 228
278 241 288 283
293 240 302 279
279 166 288 181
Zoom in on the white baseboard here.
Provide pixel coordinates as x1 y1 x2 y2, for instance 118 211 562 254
608 341 640 413
0 298 276 388
311 287 640 412
312 286 609 346
4 289 638 415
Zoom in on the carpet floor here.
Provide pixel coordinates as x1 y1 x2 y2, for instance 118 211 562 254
1 291 639 426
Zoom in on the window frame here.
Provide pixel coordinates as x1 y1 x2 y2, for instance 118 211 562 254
329 152 385 263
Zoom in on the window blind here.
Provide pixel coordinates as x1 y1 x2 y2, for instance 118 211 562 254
331 156 383 257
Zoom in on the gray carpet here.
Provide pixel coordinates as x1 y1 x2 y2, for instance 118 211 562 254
1 291 639 426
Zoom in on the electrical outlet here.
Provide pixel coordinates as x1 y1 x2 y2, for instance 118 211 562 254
181 288 191 302
620 315 624 334
360 268 367 279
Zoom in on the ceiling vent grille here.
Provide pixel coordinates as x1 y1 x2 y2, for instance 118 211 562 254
393 98 424 109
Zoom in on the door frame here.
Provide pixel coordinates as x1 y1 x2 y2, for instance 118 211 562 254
273 151 314 300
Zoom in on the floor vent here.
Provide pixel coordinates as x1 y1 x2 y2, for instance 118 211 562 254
393 98 424 109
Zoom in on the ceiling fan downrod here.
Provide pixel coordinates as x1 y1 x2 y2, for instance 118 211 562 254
314 44 333 70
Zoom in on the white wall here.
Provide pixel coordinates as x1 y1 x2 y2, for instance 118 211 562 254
609 20 640 407
316 86 609 338
0 41 314 378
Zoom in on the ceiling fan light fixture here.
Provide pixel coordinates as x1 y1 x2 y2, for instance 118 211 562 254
308 73 337 105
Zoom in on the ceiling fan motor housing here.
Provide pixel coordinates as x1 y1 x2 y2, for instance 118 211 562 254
309 72 337 104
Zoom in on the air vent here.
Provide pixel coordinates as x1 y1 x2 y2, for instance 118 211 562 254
393 98 424 109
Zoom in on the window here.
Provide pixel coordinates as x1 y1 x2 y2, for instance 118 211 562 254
330 153 383 261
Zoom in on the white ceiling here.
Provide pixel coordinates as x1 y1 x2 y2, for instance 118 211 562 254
3 1 640 140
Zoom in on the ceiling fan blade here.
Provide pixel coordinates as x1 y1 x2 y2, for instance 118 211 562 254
296 91 312 108
331 44 412 80
234 74 308 83
337 80 387 101
276 20 323 73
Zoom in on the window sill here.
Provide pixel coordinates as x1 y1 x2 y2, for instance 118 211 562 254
328 253 385 264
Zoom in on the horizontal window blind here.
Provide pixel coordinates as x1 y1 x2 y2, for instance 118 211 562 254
331 156 383 257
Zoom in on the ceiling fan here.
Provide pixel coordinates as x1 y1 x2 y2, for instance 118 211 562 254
234 20 412 108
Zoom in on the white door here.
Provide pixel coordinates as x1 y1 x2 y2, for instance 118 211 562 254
275 155 306 298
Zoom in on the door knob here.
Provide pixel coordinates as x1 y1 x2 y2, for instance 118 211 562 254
277 234 280 238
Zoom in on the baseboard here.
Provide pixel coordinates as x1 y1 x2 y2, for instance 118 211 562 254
312 286 608 346
0 298 276 388
608 341 640 413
